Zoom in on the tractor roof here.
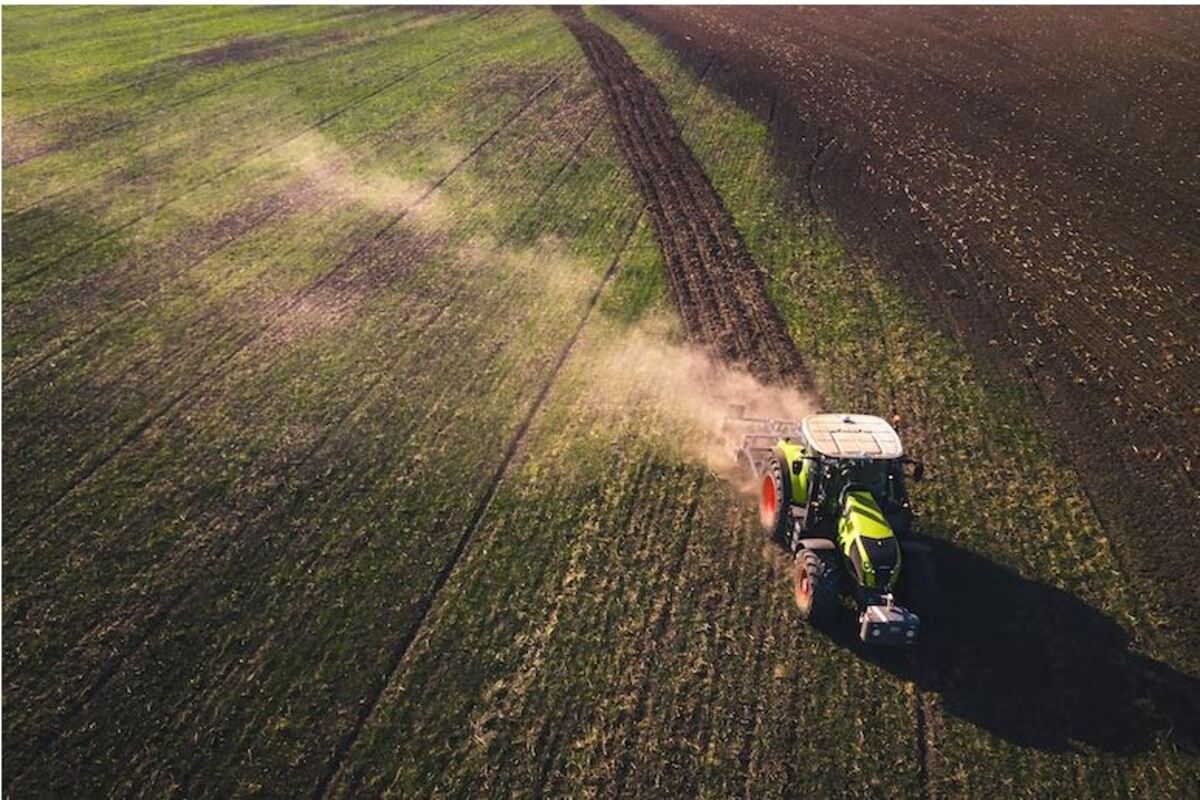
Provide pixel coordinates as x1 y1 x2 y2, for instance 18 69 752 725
801 414 903 459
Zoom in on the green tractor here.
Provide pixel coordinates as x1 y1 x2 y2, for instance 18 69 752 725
727 409 934 645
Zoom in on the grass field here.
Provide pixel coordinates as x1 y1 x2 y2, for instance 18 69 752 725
4 7 1197 798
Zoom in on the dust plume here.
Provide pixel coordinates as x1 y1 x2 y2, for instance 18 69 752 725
586 317 819 490
271 131 459 221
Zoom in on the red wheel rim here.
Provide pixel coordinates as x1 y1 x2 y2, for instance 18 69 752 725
760 474 776 526
796 566 812 608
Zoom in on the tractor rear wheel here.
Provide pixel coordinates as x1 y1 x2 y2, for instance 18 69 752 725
759 455 791 546
794 548 837 625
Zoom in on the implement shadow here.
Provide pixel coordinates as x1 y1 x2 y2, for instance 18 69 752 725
819 534 1200 755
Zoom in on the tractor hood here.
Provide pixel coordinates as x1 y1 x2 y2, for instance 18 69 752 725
837 489 900 592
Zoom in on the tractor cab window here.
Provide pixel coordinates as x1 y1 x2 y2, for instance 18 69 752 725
844 459 887 499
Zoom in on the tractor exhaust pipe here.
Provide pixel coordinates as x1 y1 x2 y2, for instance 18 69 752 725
859 604 920 646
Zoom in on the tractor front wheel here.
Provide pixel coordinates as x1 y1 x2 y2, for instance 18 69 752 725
759 456 791 546
794 548 837 625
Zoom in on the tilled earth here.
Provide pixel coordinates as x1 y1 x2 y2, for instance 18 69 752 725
626 5 1200 656
557 9 807 389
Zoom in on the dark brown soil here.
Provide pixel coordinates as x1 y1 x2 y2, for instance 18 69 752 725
557 8 811 390
625 5 1200 659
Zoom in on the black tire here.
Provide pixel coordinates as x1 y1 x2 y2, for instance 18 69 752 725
759 455 791 546
902 550 938 620
793 548 838 625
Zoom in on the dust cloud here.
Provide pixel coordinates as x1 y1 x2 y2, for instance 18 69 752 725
272 131 459 221
267 131 817 497
586 317 819 489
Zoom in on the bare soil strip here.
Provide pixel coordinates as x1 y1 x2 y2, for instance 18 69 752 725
556 9 808 390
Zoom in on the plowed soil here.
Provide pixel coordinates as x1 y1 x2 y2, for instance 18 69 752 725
558 9 808 389
625 5 1200 654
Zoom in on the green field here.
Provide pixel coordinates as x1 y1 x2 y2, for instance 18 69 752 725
4 7 1197 798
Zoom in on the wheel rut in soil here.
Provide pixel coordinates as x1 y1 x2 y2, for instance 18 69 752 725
556 9 810 392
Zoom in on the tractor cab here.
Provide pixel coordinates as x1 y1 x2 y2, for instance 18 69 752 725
798 414 918 536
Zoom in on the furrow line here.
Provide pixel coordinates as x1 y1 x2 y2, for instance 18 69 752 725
609 476 703 798
314 207 645 800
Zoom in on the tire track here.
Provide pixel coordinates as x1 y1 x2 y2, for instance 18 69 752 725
315 207 645 800
914 659 942 800
6 74 564 541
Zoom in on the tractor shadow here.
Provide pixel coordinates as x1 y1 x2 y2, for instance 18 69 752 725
817 534 1200 755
